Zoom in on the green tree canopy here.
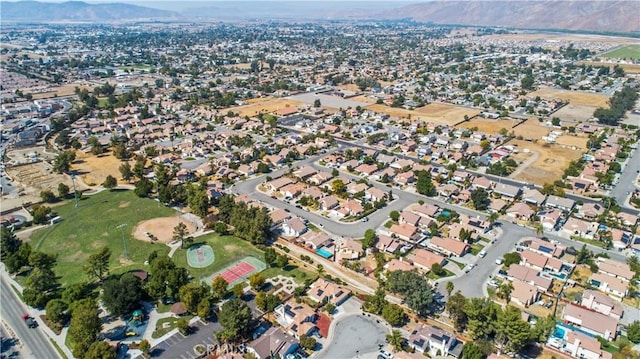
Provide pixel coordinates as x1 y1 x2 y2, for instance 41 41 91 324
218 299 252 343
102 273 143 317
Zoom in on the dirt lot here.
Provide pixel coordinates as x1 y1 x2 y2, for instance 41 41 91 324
576 61 640 74
73 152 123 186
336 84 362 92
552 103 600 122
365 103 478 126
530 88 610 107
132 215 196 243
233 98 306 117
508 139 584 185
456 117 520 134
31 83 93 100
512 119 551 140
4 161 75 208
349 95 378 104
554 134 589 150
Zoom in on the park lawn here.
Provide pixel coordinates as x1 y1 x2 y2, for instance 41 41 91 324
261 264 317 285
601 45 640 60
152 315 195 339
172 233 264 282
29 190 174 286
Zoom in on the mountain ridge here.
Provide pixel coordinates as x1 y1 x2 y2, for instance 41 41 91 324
1 1 179 22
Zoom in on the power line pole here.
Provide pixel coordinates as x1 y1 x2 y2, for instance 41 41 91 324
70 173 79 208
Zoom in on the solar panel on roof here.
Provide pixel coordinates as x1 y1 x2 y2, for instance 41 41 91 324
538 246 553 253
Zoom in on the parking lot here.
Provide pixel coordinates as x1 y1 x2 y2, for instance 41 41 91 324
152 320 219 359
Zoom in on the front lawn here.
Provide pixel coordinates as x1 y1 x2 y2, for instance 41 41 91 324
172 233 264 282
427 268 454 280
470 243 485 256
29 190 174 286
151 315 195 339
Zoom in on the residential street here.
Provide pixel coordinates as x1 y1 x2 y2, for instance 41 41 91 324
611 144 640 206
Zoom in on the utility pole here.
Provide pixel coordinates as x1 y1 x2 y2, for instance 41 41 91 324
116 223 128 260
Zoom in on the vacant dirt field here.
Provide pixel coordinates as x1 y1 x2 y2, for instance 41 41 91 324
512 119 551 140
456 117 520 134
530 88 610 107
31 84 93 100
73 152 123 186
336 84 362 92
349 95 378 104
133 215 196 243
576 61 640 74
508 139 584 185
4 161 75 208
233 98 306 117
244 96 274 104
552 103 599 122
365 103 478 126
554 134 589 150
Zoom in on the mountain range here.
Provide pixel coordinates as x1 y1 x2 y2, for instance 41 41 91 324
1 0 639 33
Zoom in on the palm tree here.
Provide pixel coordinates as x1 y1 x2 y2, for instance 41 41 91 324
534 223 544 237
446 281 454 296
386 329 405 352
316 264 325 278
488 212 499 227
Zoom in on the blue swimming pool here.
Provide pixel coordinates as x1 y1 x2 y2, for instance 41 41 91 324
316 248 333 258
442 210 451 216
554 327 565 339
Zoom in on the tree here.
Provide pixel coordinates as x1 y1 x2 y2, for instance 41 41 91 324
362 229 377 249
249 273 265 290
530 315 556 342
313 98 321 108
84 341 116 359
139 339 151 359
495 305 531 353
520 76 535 90
255 291 281 312
172 222 189 249
102 175 117 190
382 303 407 327
471 188 490 210
386 270 434 317
232 284 245 299
386 329 405 352
447 291 468 332
23 266 59 308
134 179 153 197
464 297 498 340
214 222 228 235
119 162 133 181
497 282 514 304
628 321 640 343
446 282 454 296
40 190 57 203
487 212 499 226
102 273 143 317
331 179 345 194
177 317 190 335
179 284 211 314
431 262 446 276
84 247 111 282
0 226 21 261
300 334 317 350
45 299 68 324
503 252 521 267
58 183 70 199
274 254 289 268
218 299 252 343
53 150 76 174
146 257 188 300
264 248 277 267
211 276 229 300
31 204 52 224
68 299 102 359
462 342 485 359
389 210 400 222
416 170 436 196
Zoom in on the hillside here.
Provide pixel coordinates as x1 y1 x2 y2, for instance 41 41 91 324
375 1 640 33
1 1 179 22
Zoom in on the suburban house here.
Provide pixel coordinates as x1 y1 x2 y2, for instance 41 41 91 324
577 203 605 221
523 238 565 258
610 228 632 250
545 195 576 212
520 249 563 273
299 232 332 250
384 258 415 273
336 238 364 261
506 202 534 221
319 195 339 210
274 300 317 339
427 236 468 257
267 177 294 192
538 209 563 231
597 258 634 283
408 325 462 358
562 217 597 239
563 329 612 359
413 203 440 218
282 217 307 238
493 183 521 199
507 264 553 292
580 290 624 319
376 234 404 253
510 280 540 307
247 327 299 359
589 272 629 298
270 208 291 225
521 188 546 206
308 278 351 306
409 249 446 272
389 223 422 243
562 303 618 340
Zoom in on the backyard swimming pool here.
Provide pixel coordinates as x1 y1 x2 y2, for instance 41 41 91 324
554 327 565 339
316 248 333 258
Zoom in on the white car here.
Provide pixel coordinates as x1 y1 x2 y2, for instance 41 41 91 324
478 250 487 258
488 280 499 287
495 258 503 265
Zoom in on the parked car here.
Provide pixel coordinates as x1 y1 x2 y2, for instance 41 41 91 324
361 217 369 222
488 280 499 287
478 250 487 258
495 258 503 265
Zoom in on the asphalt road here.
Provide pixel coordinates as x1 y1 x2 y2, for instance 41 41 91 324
0 278 59 359
317 314 388 359
611 144 640 206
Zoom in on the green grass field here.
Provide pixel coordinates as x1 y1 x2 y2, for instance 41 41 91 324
601 45 640 60
30 190 174 286
173 233 264 282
